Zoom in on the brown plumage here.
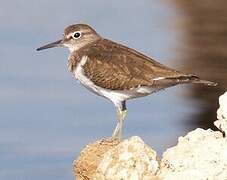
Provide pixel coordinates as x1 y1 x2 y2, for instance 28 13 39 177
68 38 216 91
37 23 217 139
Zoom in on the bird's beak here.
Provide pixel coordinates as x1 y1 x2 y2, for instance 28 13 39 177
36 39 63 51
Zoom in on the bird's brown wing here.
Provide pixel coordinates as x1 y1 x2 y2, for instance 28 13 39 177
80 39 193 90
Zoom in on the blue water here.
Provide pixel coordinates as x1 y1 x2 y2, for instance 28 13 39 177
0 0 199 179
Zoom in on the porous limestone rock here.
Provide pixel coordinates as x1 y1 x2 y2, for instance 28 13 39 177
214 92 227 135
73 138 120 180
158 128 227 180
74 136 159 180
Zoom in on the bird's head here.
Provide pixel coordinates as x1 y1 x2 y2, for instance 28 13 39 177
37 24 101 52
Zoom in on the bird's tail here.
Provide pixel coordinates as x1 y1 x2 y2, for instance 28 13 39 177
164 74 217 86
183 75 217 86
191 79 217 86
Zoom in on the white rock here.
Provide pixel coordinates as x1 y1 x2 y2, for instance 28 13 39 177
214 92 227 134
158 128 227 180
93 136 159 180
217 92 227 120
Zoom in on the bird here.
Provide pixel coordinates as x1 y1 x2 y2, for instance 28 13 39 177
37 23 217 139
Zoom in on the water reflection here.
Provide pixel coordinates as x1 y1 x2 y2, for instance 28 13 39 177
174 0 227 130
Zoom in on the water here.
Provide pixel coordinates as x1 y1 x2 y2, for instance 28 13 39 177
0 0 223 179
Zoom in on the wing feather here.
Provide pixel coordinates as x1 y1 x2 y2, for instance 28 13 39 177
79 39 188 90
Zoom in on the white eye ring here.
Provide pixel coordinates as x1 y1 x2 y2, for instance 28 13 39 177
72 31 81 39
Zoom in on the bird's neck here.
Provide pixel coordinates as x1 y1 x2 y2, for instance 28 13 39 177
67 52 81 73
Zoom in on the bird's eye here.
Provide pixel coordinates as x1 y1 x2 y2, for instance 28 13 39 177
72 32 81 39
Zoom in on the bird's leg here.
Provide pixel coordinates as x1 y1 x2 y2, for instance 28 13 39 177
112 101 127 139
